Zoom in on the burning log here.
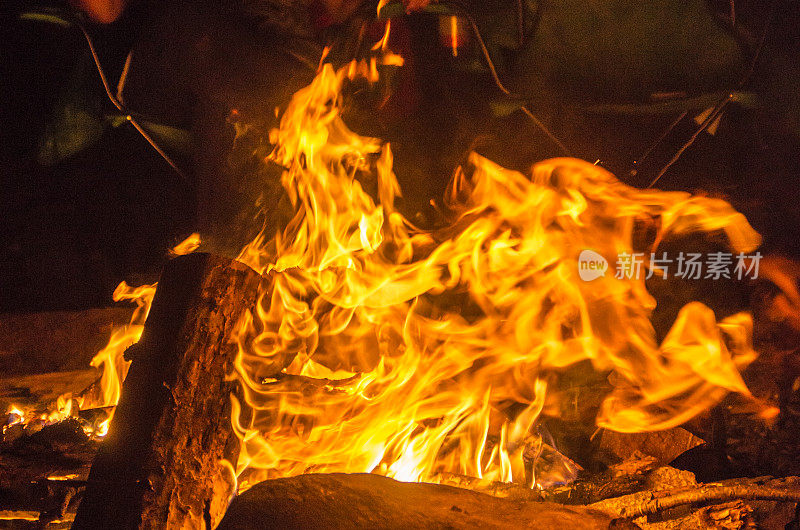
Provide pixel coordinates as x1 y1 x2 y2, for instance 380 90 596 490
1 419 95 524
73 253 263 529
595 483 800 519
217 473 637 529
0 369 99 415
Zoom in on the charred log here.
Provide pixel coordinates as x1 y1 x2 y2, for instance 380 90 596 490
73 253 262 529
0 419 94 523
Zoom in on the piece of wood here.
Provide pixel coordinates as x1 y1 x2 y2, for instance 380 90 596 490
218 473 638 530
73 253 263 529
589 476 800 521
1 419 95 519
0 308 134 377
595 428 705 466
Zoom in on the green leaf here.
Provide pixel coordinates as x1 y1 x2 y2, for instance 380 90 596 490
489 97 525 117
37 105 105 165
137 121 194 155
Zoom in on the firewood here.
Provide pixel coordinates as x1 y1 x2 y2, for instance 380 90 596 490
540 457 658 506
589 476 800 520
73 253 263 529
217 473 638 529
0 308 134 377
594 428 704 467
0 418 95 525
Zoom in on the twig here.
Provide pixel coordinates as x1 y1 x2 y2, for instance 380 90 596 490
116 51 132 105
515 0 524 48
591 483 800 519
646 98 729 188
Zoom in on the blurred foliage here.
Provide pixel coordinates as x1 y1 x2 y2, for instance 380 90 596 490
107 115 194 154
27 7 193 166
25 0 800 167
18 11 73 27
37 50 106 166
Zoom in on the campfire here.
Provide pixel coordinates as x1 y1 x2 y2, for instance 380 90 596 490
2 1 800 528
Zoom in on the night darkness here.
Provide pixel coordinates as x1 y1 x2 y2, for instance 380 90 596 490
1 0 799 313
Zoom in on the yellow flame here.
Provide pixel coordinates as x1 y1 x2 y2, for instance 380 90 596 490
169 232 201 257
5 54 765 495
87 281 156 414
229 62 761 491
46 473 80 481
372 20 392 52
70 234 199 434
6 405 24 418
3 405 25 434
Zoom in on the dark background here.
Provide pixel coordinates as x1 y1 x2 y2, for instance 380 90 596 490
1 0 193 311
1 0 799 312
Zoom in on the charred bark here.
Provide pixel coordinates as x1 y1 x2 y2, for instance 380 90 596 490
73 253 262 529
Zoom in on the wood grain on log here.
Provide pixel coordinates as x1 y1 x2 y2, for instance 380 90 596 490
73 253 262 529
595 428 705 466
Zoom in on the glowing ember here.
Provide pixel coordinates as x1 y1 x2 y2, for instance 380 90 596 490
3 405 25 434
3 281 155 439
2 237 198 438
46 473 80 481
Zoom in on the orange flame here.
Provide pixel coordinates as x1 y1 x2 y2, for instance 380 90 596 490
450 16 459 57
4 56 764 495
228 63 761 491
760 256 800 332
4 282 156 438
86 282 156 411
